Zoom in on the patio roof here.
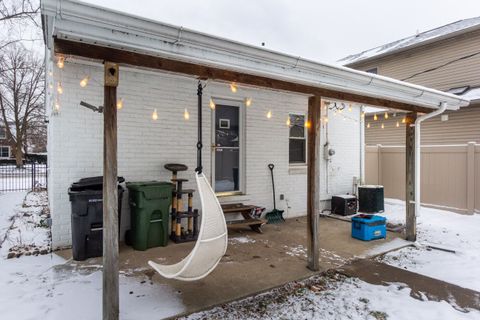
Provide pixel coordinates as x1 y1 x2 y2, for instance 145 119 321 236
41 0 469 111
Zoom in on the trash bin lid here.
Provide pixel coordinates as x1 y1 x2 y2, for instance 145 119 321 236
70 176 125 191
126 181 173 191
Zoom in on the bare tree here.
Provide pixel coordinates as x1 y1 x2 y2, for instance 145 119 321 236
0 0 39 23
0 44 44 167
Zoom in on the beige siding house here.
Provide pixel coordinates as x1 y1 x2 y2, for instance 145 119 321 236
340 17 480 213
340 16 480 146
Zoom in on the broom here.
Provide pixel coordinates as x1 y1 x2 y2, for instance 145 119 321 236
265 164 285 224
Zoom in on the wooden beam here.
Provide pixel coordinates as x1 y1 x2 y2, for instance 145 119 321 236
103 62 119 320
405 113 417 241
54 38 433 114
307 95 322 271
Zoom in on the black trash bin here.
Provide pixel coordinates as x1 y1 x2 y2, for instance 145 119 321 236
68 176 125 261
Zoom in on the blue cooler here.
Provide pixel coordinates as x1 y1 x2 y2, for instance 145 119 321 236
351 214 386 241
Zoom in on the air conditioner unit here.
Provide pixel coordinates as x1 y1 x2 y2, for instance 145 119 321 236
358 185 384 213
331 194 357 216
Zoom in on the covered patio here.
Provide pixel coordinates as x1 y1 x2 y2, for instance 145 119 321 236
56 215 405 318
42 0 469 319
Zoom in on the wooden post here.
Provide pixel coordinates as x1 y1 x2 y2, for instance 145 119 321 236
103 62 119 320
307 95 321 271
405 113 417 241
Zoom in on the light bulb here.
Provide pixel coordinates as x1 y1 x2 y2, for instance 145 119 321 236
324 117 329 123
152 108 158 121
402 117 406 124
57 56 65 69
54 100 60 111
209 99 216 110
305 120 311 129
361 111 365 118
396 121 400 127
80 76 89 87
57 82 63 94
48 71 53 76
367 123 370 128
373 114 378 121
384 112 389 119
348 104 352 112
266 110 272 119
381 123 385 129
116 98 123 110
184 108 190 120
286 117 291 126
229 82 238 93
245 97 252 107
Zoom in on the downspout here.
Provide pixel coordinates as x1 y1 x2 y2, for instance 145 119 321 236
414 102 447 216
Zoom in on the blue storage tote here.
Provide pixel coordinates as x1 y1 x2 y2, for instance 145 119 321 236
351 214 386 241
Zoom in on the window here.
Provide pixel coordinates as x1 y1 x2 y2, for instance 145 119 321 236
289 114 306 164
0 127 5 139
366 67 378 74
0 146 9 158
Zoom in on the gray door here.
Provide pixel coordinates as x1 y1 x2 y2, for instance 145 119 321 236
212 104 241 193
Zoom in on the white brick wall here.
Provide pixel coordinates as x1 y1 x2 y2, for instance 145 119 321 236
47 61 361 248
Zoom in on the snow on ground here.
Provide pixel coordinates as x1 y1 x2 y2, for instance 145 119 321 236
377 199 480 292
183 272 480 320
0 191 51 258
228 235 256 244
0 191 185 320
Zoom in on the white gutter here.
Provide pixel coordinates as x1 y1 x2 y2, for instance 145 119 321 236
414 102 448 217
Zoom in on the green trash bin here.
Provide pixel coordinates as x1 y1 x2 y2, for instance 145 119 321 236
126 181 173 250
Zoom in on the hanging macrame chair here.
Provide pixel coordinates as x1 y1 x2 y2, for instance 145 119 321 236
148 82 228 281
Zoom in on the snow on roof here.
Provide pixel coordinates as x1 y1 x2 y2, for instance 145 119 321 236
339 16 480 66
459 87 480 102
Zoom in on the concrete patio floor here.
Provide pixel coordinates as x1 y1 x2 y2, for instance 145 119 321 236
56 216 405 318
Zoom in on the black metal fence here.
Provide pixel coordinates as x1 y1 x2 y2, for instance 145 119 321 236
0 162 48 192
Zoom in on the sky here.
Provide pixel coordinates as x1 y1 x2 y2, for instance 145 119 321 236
79 0 480 64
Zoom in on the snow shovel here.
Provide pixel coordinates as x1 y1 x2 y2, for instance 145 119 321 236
265 164 285 224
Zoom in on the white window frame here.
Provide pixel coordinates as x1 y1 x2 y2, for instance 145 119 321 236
0 146 10 159
288 113 307 166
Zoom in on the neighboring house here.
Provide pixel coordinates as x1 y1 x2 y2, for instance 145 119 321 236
339 17 480 214
41 0 466 248
0 126 11 159
339 16 480 146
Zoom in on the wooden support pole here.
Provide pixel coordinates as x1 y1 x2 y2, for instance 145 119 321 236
103 62 119 320
405 113 417 241
307 95 322 271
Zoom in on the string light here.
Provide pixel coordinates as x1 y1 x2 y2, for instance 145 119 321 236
54 100 60 112
361 111 365 118
80 76 90 88
184 108 190 120
373 114 378 121
209 99 216 110
381 123 385 129
286 116 291 127
245 97 252 107
402 117 406 124
152 108 158 121
396 121 400 127
229 82 238 93
305 120 311 129
116 98 123 110
48 83 53 89
48 71 53 76
266 110 272 119
323 116 329 123
384 112 389 119
57 56 65 69
367 123 370 128
57 82 63 94
348 104 352 112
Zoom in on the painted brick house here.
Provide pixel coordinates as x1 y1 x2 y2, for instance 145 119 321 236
42 0 468 249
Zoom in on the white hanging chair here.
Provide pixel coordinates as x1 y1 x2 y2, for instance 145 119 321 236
148 172 228 281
